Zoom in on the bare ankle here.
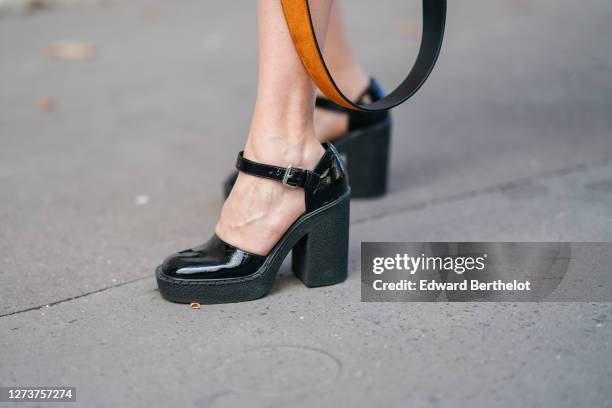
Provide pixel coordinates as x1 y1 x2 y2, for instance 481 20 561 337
244 128 324 170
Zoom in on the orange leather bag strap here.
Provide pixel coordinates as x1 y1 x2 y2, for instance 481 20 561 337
280 0 447 111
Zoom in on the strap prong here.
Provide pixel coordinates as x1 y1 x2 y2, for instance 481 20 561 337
282 165 301 188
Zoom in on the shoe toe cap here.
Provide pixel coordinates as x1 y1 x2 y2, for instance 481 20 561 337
160 236 265 280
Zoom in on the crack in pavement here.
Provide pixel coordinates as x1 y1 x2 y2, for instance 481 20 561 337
0 276 150 318
2 156 611 319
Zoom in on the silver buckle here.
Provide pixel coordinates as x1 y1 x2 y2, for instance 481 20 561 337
282 165 301 188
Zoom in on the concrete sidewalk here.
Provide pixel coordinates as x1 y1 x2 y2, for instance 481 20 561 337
1 0 611 406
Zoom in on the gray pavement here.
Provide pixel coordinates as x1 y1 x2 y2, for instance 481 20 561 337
1 0 611 407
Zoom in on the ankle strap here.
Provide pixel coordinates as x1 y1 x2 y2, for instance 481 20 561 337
235 151 320 189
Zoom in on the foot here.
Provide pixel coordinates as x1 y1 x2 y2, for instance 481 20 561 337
215 131 325 256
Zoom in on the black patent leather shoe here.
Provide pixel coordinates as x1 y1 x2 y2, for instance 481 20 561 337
156 143 351 304
223 78 391 199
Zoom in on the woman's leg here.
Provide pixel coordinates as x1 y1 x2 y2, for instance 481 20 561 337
215 0 334 256
315 0 371 139
321 0 370 99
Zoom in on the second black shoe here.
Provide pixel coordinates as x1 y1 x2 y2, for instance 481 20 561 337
157 143 350 304
223 78 391 199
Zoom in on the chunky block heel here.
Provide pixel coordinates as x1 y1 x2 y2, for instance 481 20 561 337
334 118 390 198
292 191 350 287
157 143 351 304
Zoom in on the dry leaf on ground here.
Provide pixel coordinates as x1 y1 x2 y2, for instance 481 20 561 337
37 96 55 112
45 41 96 61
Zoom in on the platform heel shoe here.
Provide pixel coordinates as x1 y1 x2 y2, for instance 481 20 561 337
156 143 351 304
223 78 391 199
